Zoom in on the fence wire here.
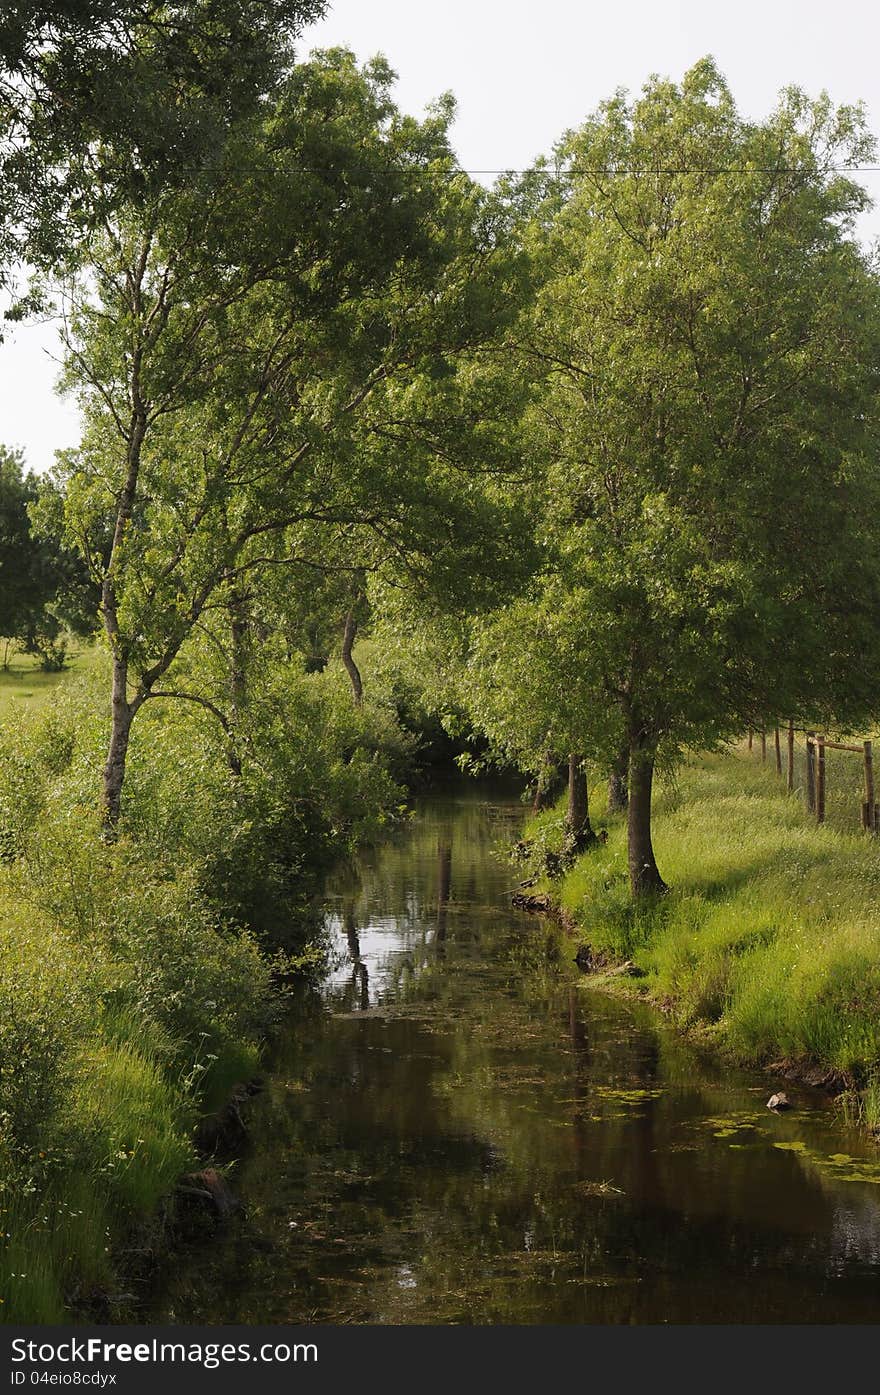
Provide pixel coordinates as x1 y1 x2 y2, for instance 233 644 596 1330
744 728 877 836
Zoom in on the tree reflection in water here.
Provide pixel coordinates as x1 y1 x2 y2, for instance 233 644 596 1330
151 780 880 1326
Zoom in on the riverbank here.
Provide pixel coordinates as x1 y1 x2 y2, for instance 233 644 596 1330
0 651 414 1323
144 781 880 1324
524 750 880 1129
0 836 277 1324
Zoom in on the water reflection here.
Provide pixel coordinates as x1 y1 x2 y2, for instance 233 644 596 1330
152 780 880 1324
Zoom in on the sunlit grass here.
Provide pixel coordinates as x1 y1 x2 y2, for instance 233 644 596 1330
0 1020 252 1322
543 748 880 1086
0 642 100 720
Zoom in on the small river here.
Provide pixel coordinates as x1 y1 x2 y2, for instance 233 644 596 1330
152 780 880 1323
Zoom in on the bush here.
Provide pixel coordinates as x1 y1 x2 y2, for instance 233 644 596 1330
120 658 411 940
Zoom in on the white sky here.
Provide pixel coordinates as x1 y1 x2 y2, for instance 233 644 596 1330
3 0 880 471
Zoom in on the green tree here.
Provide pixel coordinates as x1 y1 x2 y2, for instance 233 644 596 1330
52 50 524 826
0 446 45 649
0 446 95 667
0 1 325 298
517 60 880 894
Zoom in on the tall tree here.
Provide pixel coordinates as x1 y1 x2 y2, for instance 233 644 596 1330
517 60 880 894
53 50 525 826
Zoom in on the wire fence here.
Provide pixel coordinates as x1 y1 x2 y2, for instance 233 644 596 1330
745 724 878 836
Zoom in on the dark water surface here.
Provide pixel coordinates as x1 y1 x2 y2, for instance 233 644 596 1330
153 782 880 1323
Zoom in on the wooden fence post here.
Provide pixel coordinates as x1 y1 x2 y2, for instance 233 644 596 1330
761 730 767 764
806 733 816 813
864 740 875 833
787 721 795 793
816 736 826 824
748 730 753 751
774 726 782 777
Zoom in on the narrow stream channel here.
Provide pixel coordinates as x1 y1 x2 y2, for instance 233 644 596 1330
152 780 880 1323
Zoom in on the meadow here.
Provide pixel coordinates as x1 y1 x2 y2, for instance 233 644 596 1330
0 646 95 719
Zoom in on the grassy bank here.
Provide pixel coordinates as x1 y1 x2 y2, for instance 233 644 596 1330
0 646 413 1322
528 749 880 1126
0 822 274 1323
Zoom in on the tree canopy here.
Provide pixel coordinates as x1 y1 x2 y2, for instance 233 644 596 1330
8 46 880 896
49 47 528 823
458 59 880 891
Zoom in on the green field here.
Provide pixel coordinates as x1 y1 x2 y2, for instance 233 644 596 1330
0 644 97 719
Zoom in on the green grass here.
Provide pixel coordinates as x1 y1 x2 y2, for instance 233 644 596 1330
0 643 99 720
0 667 276 1323
0 1041 198 1323
536 748 880 1104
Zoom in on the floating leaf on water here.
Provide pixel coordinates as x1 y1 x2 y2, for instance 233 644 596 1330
773 1141 807 1152
594 1087 663 1105
573 1179 625 1197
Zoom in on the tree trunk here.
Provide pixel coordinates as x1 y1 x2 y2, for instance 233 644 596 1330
341 609 363 707
102 655 136 833
627 737 666 897
608 743 629 814
532 752 558 812
566 753 595 849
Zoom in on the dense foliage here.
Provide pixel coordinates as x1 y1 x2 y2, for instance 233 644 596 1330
450 61 880 893
0 446 96 667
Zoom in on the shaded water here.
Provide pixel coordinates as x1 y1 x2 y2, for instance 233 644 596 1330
154 781 880 1323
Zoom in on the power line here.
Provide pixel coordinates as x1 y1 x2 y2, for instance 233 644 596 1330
146 163 880 177
445 167 880 175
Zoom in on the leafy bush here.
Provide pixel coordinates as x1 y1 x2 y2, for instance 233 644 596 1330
120 658 412 939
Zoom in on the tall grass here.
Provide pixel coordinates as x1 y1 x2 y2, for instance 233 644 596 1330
0 871 260 1322
1 1040 197 1322
540 750 880 1089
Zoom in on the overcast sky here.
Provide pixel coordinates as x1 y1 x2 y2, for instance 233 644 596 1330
3 0 880 470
